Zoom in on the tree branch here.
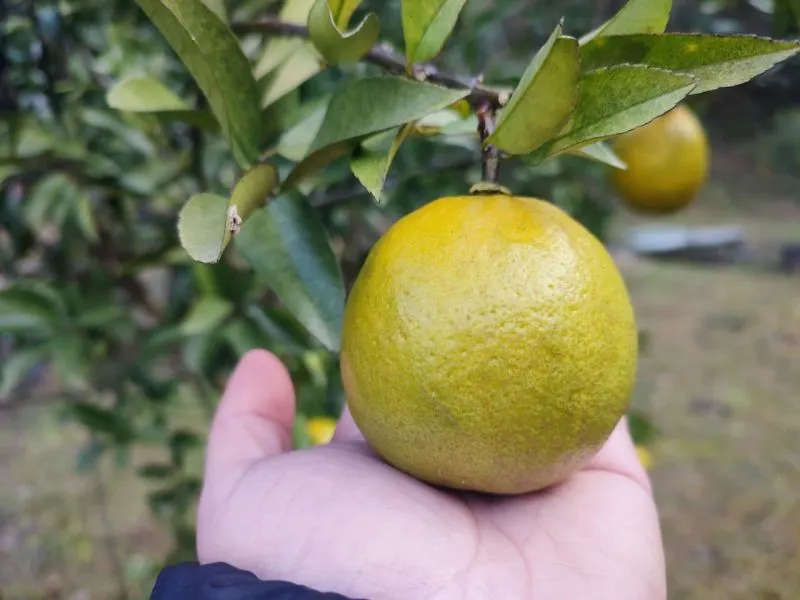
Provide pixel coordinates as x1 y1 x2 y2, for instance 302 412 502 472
231 18 503 108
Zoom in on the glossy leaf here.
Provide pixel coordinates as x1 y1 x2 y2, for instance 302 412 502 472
134 0 263 167
530 64 697 160
350 124 413 202
572 142 627 169
181 296 234 335
307 0 379 65
487 25 580 155
580 34 800 94
177 164 278 263
580 0 671 45
106 76 218 130
235 194 345 351
402 0 467 64
308 77 470 154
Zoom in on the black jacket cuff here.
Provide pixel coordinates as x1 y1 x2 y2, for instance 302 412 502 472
150 562 365 600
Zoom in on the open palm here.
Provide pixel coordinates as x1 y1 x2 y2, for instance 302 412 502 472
197 350 666 600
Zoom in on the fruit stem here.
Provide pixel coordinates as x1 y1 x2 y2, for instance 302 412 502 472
476 102 501 185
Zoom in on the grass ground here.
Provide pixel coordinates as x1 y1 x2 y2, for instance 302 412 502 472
0 142 798 599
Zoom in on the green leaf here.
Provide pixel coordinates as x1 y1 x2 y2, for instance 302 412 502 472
71 403 134 442
487 25 580 155
350 124 413 202
0 347 47 398
235 194 345 351
281 142 353 191
25 173 81 231
580 0 672 45
181 296 235 335
200 0 226 20
326 0 362 28
627 410 659 445
402 0 467 64
261 43 324 108
134 0 263 167
138 463 176 479
277 97 330 161
245 305 313 352
177 162 278 263
308 76 470 154
255 0 316 78
571 142 627 169
177 193 231 264
580 34 800 94
307 0 379 65
530 64 697 161
74 194 100 242
0 286 62 333
106 76 219 131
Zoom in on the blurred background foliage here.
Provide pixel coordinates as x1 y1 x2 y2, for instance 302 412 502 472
1 0 799 598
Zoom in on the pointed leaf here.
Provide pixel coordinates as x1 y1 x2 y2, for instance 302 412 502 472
181 296 234 335
487 25 580 155
178 164 279 263
350 124 413 202
531 65 697 161
571 142 627 169
307 0 379 65
580 33 800 94
106 75 219 130
134 0 263 167
580 0 672 45
308 76 470 154
235 194 345 351
327 0 363 28
402 0 467 64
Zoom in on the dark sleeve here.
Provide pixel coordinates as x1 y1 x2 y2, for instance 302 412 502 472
150 562 367 600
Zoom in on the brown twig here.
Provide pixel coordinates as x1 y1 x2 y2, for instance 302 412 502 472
230 18 503 109
475 102 501 184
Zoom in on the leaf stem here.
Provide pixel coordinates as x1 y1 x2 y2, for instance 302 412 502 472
230 19 503 108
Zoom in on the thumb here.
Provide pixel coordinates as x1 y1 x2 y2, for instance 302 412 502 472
201 349 296 503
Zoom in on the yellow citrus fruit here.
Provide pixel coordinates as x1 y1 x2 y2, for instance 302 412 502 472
340 193 638 495
305 416 337 446
610 104 710 214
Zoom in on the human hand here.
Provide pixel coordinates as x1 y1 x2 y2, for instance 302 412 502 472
196 350 666 600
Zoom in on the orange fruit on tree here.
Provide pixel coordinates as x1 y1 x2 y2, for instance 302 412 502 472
610 104 710 214
340 190 638 495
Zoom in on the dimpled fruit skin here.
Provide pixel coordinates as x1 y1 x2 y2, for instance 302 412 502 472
611 104 710 214
340 194 638 495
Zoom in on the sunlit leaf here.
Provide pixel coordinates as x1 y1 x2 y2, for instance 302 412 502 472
134 0 263 166
235 194 345 351
307 0 379 65
580 33 800 94
261 42 324 108
277 96 331 161
580 0 672 45
255 0 316 78
487 24 580 155
529 64 697 161
402 0 467 64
